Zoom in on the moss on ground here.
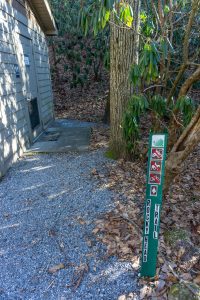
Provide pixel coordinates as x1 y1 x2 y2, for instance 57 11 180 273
164 228 189 245
168 283 200 300
105 150 118 160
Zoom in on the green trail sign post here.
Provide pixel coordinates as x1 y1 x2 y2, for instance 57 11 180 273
140 133 168 277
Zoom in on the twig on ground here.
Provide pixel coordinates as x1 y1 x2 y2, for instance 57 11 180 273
155 286 168 298
67 263 89 290
44 280 55 293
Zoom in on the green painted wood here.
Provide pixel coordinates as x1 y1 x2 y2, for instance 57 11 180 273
140 133 168 277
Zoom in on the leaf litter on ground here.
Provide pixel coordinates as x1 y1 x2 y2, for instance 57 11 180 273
52 76 200 298
90 128 200 299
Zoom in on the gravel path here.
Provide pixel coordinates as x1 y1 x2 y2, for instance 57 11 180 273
0 150 139 300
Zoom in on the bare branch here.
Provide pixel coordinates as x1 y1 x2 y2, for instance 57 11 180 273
164 106 200 194
167 0 200 104
143 85 164 92
158 0 165 27
178 66 200 98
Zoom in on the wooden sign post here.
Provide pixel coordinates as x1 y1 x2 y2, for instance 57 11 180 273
140 133 168 277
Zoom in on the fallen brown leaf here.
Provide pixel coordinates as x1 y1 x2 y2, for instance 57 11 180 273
48 263 65 274
92 228 99 234
193 274 200 284
166 275 178 283
77 217 86 225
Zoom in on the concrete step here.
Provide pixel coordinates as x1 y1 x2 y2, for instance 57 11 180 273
25 119 92 154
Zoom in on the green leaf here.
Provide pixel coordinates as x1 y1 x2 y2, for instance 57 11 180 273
105 10 110 22
140 11 147 22
175 96 196 126
125 15 133 27
150 95 167 117
84 17 88 36
164 5 170 14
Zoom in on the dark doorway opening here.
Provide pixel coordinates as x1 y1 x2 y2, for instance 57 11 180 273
28 98 40 130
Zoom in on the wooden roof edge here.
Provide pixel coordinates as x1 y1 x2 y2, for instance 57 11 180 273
27 0 58 36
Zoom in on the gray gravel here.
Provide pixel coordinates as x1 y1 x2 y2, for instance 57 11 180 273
0 150 139 300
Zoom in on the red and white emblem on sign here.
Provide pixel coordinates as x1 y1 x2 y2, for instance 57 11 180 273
150 161 162 172
149 173 161 185
151 148 164 160
150 185 158 196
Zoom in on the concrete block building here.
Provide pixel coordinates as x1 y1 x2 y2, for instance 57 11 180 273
0 0 57 177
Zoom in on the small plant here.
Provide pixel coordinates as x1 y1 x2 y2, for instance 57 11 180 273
149 95 168 132
175 96 196 126
105 150 118 160
149 95 167 117
122 94 148 156
122 93 196 158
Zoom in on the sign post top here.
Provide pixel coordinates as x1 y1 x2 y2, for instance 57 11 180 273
151 134 166 148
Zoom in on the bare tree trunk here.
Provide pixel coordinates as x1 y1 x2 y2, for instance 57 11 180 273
164 106 200 194
109 0 141 157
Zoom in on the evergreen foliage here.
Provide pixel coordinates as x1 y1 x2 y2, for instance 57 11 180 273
50 0 200 159
49 0 109 88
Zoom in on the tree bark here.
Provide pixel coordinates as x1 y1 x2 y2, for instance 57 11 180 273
109 0 141 157
164 106 200 194
103 93 110 124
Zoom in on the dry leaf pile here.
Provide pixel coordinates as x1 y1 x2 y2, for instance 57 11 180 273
90 128 200 299
90 126 110 150
49 42 109 123
55 91 108 122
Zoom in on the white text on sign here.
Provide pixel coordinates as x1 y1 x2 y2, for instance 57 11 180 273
153 204 160 239
143 236 148 262
145 199 151 235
